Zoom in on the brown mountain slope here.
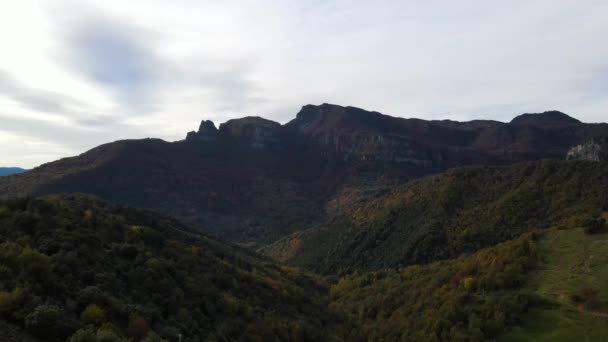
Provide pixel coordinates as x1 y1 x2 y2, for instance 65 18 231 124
0 104 606 246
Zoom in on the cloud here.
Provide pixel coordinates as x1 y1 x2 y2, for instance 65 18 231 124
0 68 132 131
0 68 149 165
0 70 83 115
53 3 264 115
57 10 163 112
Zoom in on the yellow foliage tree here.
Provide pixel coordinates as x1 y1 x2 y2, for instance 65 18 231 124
81 304 104 326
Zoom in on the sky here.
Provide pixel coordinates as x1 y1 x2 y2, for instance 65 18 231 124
0 0 607 168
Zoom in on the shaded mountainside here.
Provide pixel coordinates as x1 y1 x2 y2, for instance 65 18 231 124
0 195 351 341
264 160 608 274
0 168 26 177
1 104 607 246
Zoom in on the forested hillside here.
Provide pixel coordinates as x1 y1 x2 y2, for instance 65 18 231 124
330 234 541 341
0 190 606 341
265 160 608 274
0 195 350 341
330 226 608 341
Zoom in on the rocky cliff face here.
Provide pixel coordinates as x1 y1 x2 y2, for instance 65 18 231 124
187 117 282 150
286 104 446 166
220 116 282 150
314 132 440 166
286 104 599 168
567 137 608 161
186 120 218 143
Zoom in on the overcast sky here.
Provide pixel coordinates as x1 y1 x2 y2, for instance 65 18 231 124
0 0 607 168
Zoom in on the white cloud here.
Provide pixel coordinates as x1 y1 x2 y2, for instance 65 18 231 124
0 0 607 167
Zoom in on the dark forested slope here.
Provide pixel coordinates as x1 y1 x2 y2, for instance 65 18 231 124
264 160 608 274
0 195 350 341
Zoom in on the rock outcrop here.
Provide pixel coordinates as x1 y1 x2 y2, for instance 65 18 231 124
219 116 281 150
567 137 608 161
186 120 218 143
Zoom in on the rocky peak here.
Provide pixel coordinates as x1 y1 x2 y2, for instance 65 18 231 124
186 120 218 143
288 104 440 165
567 136 608 161
295 103 346 121
510 111 581 126
219 116 281 150
289 103 386 135
198 120 218 135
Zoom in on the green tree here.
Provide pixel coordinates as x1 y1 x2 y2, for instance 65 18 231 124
81 304 105 326
69 327 97 342
25 304 64 338
96 323 126 342
127 314 150 341
463 277 476 291
0 287 23 314
18 247 51 280
583 217 606 234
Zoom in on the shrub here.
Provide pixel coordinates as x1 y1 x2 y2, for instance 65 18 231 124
583 217 606 235
14 211 39 233
579 287 601 310
463 277 476 291
25 304 63 338
81 304 105 326
18 247 51 280
0 242 23 269
126 225 143 242
69 327 97 342
0 287 23 314
127 314 150 341
97 323 125 342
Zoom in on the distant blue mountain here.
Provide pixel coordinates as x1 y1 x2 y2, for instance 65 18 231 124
0 167 26 177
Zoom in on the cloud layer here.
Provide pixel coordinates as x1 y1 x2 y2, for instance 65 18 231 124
0 0 607 167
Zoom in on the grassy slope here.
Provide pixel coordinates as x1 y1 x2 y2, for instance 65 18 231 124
327 226 608 341
501 226 608 341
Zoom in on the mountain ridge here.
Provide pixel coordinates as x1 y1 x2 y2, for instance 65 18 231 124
1 104 607 247
0 168 26 177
